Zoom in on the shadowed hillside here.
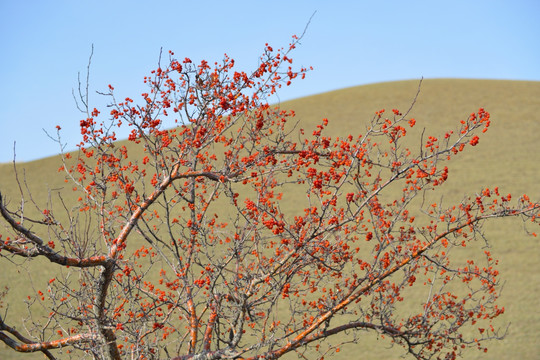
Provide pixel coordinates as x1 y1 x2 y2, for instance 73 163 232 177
1 79 539 359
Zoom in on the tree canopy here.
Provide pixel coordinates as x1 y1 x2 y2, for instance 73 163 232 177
1 36 539 360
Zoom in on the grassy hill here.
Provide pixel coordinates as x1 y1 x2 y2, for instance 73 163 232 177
1 79 539 359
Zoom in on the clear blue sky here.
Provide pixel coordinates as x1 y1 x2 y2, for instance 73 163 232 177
1 0 539 163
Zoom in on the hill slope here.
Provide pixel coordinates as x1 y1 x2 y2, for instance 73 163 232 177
279 79 540 359
1 79 539 359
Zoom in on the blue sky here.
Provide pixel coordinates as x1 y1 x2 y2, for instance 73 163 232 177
1 0 539 163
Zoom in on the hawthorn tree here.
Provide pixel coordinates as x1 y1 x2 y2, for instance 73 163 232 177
0 35 539 360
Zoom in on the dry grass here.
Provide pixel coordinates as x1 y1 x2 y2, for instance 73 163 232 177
1 79 539 359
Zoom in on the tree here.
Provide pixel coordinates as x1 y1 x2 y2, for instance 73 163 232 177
0 35 538 360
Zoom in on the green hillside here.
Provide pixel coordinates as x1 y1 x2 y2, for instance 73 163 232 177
1 79 539 359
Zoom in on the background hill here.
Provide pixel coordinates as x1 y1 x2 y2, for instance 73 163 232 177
1 79 539 359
